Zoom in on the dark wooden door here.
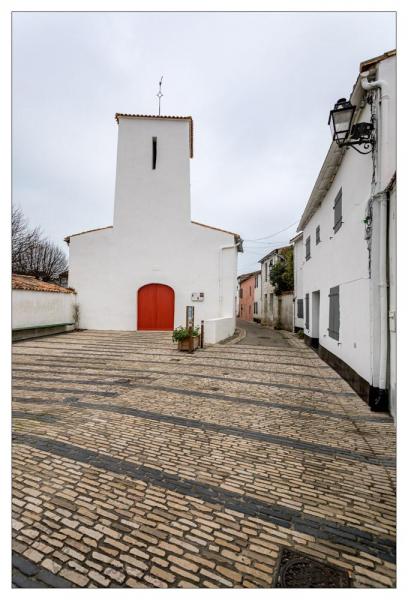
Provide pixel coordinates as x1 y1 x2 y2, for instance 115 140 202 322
137 284 174 330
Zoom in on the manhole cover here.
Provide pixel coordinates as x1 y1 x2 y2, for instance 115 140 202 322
274 549 351 588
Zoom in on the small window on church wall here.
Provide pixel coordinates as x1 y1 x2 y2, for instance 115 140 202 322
152 137 157 169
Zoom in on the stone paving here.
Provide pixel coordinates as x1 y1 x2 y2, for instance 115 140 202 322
12 328 396 588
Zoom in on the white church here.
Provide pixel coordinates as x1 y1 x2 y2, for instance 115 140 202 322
65 114 242 344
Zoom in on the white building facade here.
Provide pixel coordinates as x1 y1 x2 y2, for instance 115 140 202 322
66 115 242 344
291 232 304 331
253 270 262 322
294 51 396 416
259 247 293 331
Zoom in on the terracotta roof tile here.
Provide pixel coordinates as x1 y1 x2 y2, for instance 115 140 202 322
12 274 75 294
360 49 396 73
115 114 194 158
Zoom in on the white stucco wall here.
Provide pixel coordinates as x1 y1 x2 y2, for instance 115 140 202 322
301 137 373 383
12 290 76 329
260 257 274 324
298 55 396 387
205 317 236 344
275 292 294 332
253 271 261 320
293 236 304 329
68 117 238 340
388 184 397 419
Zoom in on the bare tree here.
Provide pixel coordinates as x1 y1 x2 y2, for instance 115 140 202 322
12 206 41 272
12 206 68 281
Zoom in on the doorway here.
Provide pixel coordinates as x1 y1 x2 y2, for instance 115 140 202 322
137 284 175 330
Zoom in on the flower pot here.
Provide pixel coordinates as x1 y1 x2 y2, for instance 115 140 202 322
177 336 200 352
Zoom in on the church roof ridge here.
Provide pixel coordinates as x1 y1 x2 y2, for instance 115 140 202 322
192 221 243 251
64 225 113 244
65 221 243 251
115 113 194 158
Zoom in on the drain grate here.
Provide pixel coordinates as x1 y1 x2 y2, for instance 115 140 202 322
274 549 351 588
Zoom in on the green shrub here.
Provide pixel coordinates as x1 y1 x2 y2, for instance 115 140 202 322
172 326 200 342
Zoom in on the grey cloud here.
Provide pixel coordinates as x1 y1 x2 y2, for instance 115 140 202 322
12 11 395 273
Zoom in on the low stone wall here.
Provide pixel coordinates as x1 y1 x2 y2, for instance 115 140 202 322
204 316 235 344
12 289 77 332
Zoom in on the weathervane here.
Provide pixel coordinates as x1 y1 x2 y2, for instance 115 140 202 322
157 76 163 116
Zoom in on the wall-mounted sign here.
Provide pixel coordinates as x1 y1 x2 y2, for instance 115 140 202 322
191 292 205 302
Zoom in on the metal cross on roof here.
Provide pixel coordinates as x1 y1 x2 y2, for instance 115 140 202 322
157 76 163 116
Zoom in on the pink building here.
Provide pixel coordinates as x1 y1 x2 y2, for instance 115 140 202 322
238 272 256 321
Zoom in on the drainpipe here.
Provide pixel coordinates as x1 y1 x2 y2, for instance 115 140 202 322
361 71 390 411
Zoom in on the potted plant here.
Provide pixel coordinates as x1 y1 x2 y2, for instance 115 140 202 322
172 325 201 352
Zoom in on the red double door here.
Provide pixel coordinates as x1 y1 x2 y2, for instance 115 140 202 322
137 284 175 331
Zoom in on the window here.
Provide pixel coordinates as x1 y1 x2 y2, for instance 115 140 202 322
265 262 268 282
269 293 273 312
328 285 340 340
305 236 311 261
239 288 243 298
333 189 342 233
264 294 267 312
305 294 310 330
254 301 258 314
297 299 304 319
249 286 252 297
152 137 157 169
255 275 259 288
316 225 320 245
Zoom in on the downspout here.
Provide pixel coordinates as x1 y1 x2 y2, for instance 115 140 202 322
361 71 390 410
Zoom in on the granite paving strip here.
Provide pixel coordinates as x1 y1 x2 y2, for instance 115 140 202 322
11 404 393 467
12 360 339 380
12 361 355 397
13 433 395 564
11 377 392 423
12 330 396 588
12 552 74 588
13 400 395 536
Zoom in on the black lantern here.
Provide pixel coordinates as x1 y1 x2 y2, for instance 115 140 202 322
328 98 355 145
328 98 374 154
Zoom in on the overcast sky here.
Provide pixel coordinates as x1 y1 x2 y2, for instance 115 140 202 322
12 11 395 274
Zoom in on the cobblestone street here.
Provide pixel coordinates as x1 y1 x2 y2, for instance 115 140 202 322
12 328 396 588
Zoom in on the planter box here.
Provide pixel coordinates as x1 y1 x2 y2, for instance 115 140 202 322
177 336 200 352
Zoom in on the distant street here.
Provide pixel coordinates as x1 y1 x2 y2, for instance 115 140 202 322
236 319 290 347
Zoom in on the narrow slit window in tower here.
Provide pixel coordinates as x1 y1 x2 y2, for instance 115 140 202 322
152 137 157 169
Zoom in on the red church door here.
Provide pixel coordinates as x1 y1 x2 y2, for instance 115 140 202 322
137 284 175 331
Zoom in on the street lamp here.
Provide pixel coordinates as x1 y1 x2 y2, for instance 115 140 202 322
328 98 374 154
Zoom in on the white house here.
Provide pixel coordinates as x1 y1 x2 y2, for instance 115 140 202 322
290 232 304 331
66 114 242 344
259 246 293 331
294 50 396 416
